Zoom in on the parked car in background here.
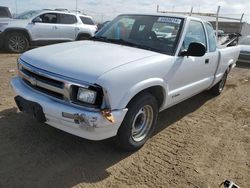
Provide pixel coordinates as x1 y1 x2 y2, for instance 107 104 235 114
238 35 250 64
0 9 97 53
153 25 175 38
0 6 12 18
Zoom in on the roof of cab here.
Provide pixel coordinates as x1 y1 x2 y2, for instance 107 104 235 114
117 13 205 21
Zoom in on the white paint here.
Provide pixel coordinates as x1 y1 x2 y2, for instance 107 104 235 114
11 15 240 141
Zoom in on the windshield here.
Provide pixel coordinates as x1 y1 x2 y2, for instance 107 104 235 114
95 15 183 55
15 10 42 19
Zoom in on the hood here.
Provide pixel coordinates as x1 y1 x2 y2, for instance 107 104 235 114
21 41 158 84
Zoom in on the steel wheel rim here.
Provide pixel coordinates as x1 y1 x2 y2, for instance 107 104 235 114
9 35 26 52
219 74 227 92
131 105 154 142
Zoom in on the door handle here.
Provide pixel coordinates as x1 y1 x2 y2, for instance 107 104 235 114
53 26 58 29
205 59 209 64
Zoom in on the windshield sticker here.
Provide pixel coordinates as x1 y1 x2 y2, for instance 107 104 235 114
157 17 181 24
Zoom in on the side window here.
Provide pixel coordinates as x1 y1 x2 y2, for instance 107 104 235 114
38 13 58 24
205 23 217 52
60 14 77 24
80 17 95 25
182 20 207 50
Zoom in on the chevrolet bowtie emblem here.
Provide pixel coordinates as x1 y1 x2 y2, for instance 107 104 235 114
30 77 37 86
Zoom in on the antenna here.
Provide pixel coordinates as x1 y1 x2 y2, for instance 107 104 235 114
190 7 193 16
216 6 221 40
15 0 18 14
75 0 78 13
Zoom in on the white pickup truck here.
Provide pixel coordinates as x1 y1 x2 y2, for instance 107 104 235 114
11 14 240 151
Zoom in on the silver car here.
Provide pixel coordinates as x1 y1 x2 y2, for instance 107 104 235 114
238 36 250 64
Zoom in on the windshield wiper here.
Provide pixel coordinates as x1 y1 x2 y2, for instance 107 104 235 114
90 37 135 46
108 38 137 46
91 37 155 51
107 39 155 51
90 36 109 42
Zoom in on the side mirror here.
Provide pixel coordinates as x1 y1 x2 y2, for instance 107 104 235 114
180 42 206 57
32 17 42 23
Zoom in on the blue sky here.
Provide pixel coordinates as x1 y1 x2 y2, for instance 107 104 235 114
0 0 250 22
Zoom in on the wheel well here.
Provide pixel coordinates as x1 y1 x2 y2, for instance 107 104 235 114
228 64 233 72
129 86 165 109
4 29 31 44
76 33 91 40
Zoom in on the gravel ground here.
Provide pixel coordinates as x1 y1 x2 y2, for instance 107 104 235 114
0 52 249 188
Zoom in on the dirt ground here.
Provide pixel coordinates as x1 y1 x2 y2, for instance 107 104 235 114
0 52 249 188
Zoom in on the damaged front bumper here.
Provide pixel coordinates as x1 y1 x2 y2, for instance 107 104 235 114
11 77 128 141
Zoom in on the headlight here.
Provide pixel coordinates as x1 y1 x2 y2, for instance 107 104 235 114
71 85 103 107
77 87 97 104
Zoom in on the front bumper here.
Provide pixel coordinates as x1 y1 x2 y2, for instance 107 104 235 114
11 77 128 141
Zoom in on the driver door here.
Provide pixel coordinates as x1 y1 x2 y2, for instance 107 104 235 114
166 20 213 106
28 13 60 41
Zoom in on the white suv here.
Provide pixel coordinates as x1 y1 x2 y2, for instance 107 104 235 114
0 9 97 53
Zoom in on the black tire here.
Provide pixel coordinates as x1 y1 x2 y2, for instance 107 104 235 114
77 34 91 40
5 32 29 53
115 93 159 151
209 71 228 96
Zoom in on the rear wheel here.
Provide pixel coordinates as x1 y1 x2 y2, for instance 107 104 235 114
5 32 29 53
115 93 158 151
209 71 228 96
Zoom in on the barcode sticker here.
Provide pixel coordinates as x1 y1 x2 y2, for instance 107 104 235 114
157 17 181 24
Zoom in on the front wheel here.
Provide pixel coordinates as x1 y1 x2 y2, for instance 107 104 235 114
5 32 29 53
115 93 159 151
209 71 228 96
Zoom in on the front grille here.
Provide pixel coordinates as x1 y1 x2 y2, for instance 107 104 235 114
18 61 69 101
22 68 64 88
18 60 103 108
23 79 64 99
